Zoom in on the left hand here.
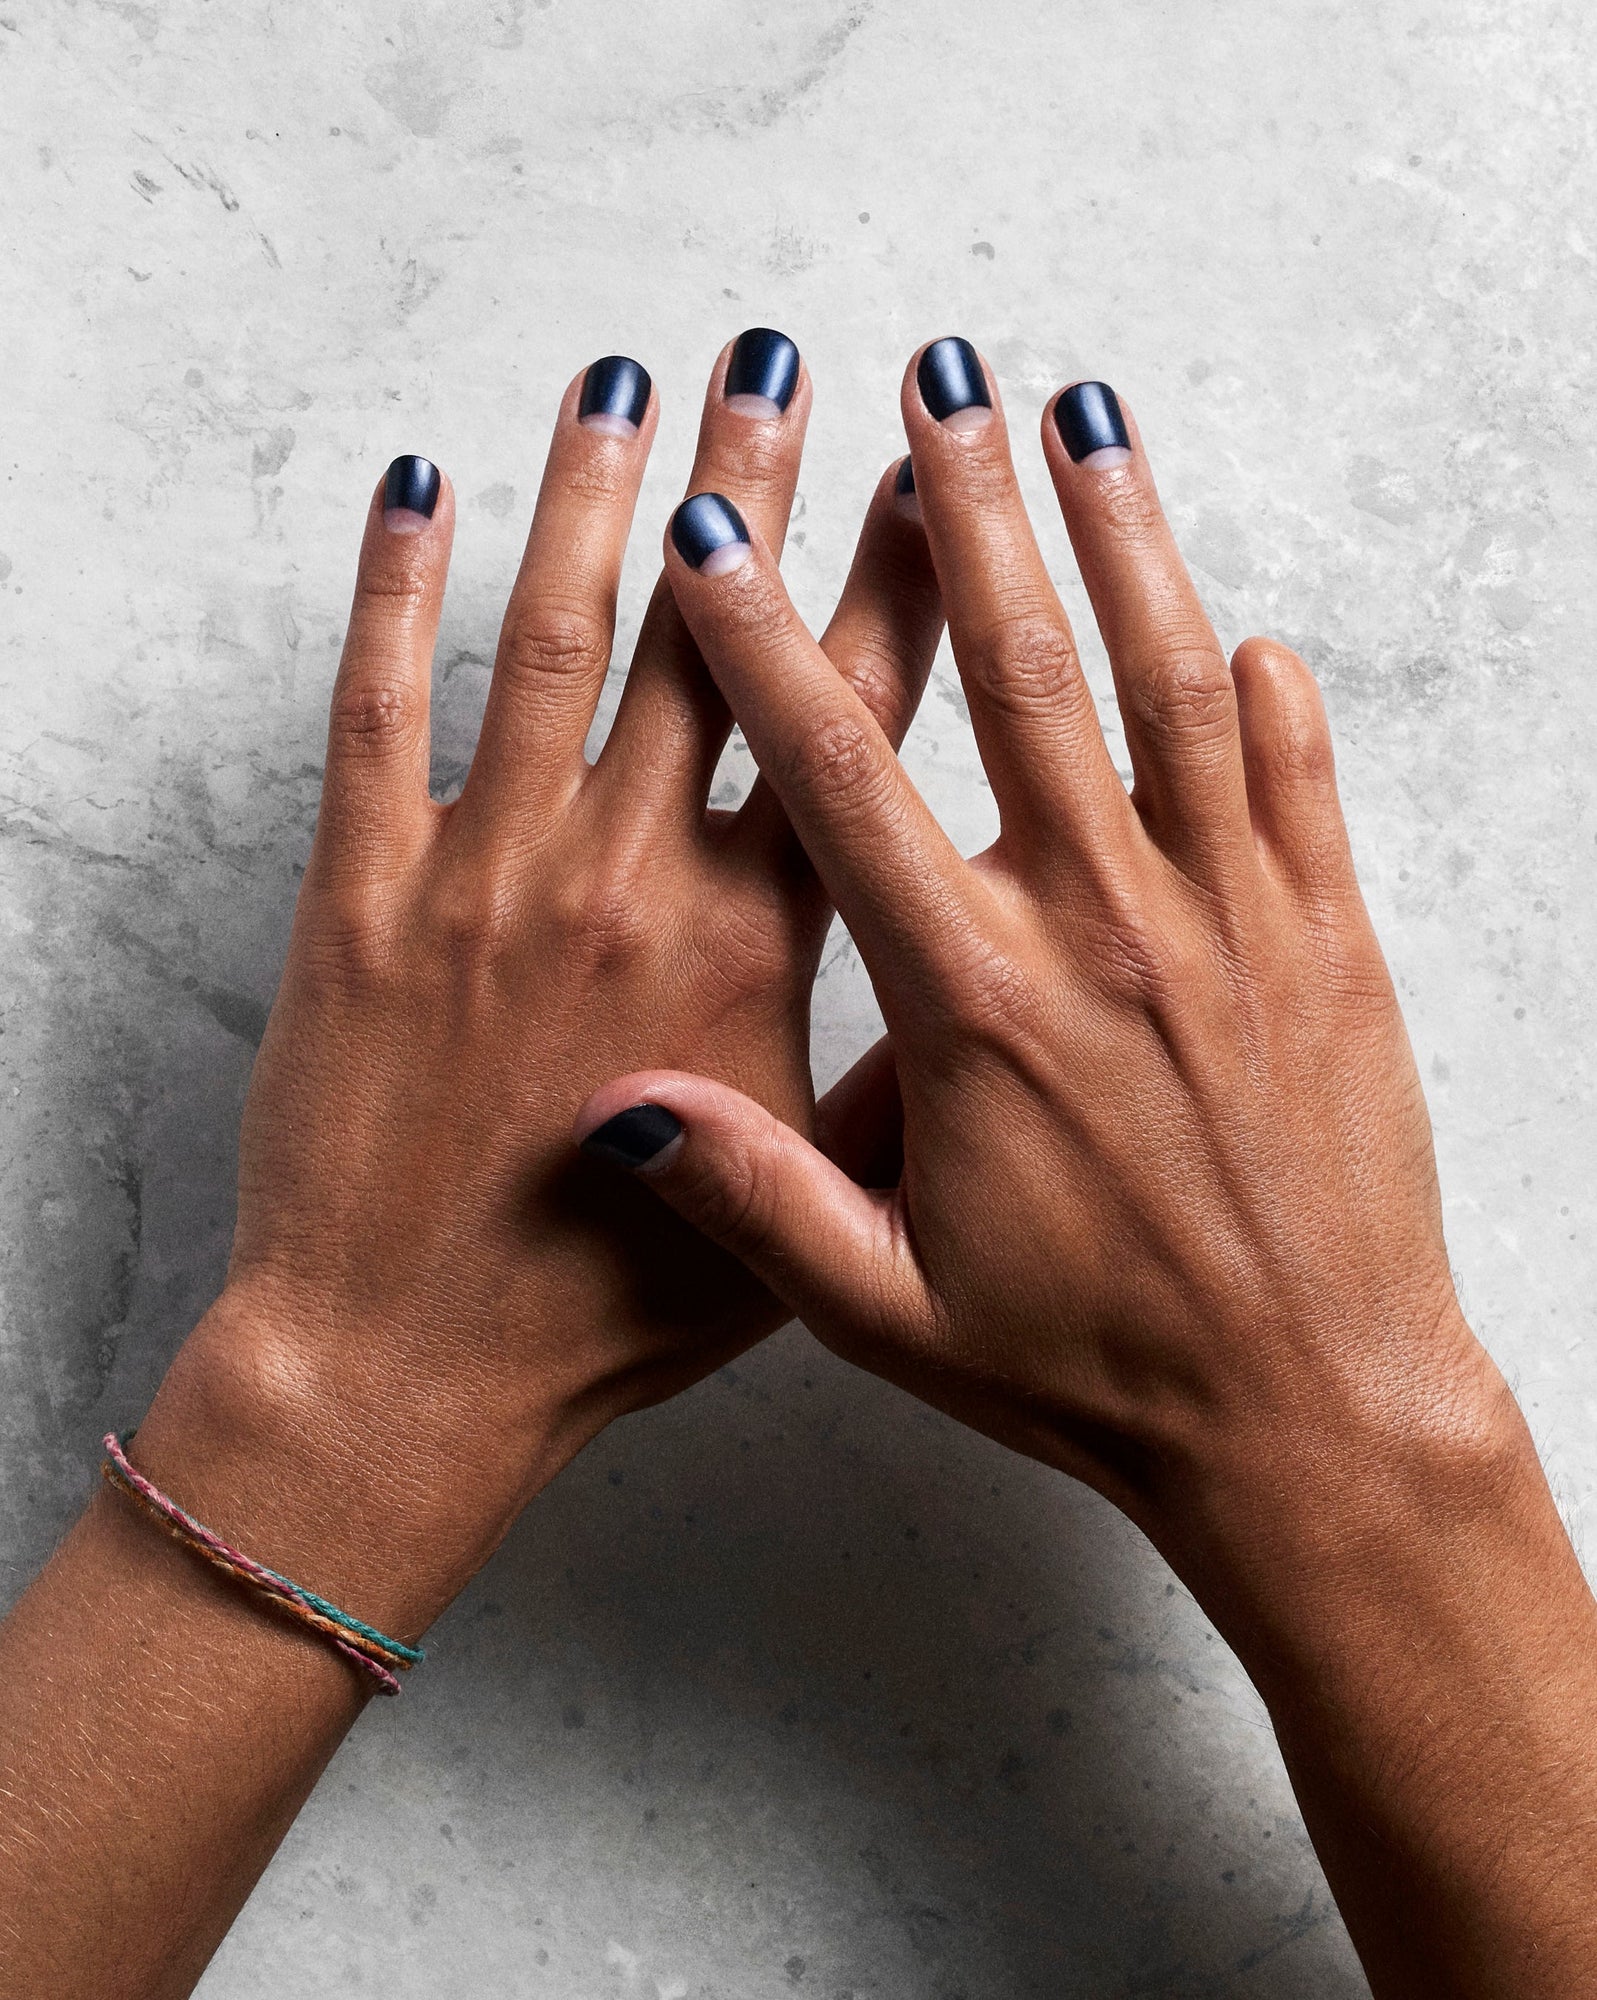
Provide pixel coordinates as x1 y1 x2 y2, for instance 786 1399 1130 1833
135 338 941 1637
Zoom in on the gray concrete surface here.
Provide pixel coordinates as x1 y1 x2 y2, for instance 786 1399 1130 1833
4 1 1595 1993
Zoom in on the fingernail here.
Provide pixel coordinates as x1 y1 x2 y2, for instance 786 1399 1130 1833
580 1104 684 1171
383 455 440 534
671 492 752 576
579 355 652 436
893 454 921 521
917 337 992 431
1055 381 1131 467
724 327 800 419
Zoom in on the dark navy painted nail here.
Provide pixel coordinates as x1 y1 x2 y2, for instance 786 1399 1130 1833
917 337 991 423
894 455 916 495
670 492 750 572
725 327 800 414
383 455 440 519
581 1104 684 1170
1055 381 1130 462
579 355 651 432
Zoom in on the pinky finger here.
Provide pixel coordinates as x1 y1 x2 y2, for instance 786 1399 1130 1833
1231 637 1356 897
316 456 453 884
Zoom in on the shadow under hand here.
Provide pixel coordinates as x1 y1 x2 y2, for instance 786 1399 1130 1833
243 1333 1367 2000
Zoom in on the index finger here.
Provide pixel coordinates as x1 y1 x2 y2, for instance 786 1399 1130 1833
662 491 975 997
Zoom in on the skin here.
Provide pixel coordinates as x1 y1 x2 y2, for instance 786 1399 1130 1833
0 343 942 1999
578 347 1597 1999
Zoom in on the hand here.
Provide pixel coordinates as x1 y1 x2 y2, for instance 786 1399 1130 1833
0 338 945 2000
578 344 1491 1567
576 344 1597 1996
136 336 941 1636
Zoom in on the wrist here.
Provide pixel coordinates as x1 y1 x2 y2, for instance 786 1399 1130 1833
1160 1311 1575 1699
125 1281 586 1638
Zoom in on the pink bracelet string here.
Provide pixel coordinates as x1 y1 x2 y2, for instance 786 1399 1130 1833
100 1433 422 1696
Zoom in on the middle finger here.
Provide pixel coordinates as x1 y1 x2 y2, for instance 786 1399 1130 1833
596 328 812 825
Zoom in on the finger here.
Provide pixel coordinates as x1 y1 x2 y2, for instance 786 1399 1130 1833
903 338 1129 849
661 490 978 1002
572 1073 930 1341
734 457 944 853
814 1035 904 1188
457 356 656 841
316 455 452 884
1230 636 1357 898
1043 382 1254 885
596 329 812 823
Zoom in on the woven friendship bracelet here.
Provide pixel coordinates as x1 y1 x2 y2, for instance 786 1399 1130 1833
100 1433 424 1697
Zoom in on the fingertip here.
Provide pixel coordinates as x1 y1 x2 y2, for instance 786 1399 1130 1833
574 353 655 439
578 1102 686 1174
1232 636 1347 873
378 455 451 538
667 491 754 575
719 326 807 421
1231 635 1327 734
891 454 922 524
909 335 997 433
1047 380 1134 471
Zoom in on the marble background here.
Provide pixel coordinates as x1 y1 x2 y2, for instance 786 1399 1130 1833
4 1 1596 1993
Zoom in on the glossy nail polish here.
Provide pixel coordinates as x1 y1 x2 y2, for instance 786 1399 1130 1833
671 492 751 575
895 455 916 495
1055 381 1131 464
581 1104 684 1170
725 327 800 418
579 355 651 435
383 454 440 530
917 337 991 429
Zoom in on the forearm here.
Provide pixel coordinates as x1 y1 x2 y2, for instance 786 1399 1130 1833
0 1288 558 2000
0 1482 364 2000
1184 1345 1597 1998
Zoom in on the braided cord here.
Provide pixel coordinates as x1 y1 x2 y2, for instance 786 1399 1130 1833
101 1432 423 1696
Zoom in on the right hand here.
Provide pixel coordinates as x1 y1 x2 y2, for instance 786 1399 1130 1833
575 342 1517 1595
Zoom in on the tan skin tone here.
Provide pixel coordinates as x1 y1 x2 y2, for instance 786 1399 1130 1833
4 333 1593 2000
0 342 942 1999
579 347 1597 1999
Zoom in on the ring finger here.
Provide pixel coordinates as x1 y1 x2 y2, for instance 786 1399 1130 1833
455 354 658 846
1041 381 1254 885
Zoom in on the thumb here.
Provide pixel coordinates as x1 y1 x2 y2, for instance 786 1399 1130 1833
572 1071 928 1339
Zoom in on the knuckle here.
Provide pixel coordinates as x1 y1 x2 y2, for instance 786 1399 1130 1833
1072 871 1206 1011
837 640 910 731
939 941 1042 1054
354 565 434 616
1088 470 1169 542
545 864 655 971
328 680 423 753
771 712 886 813
429 872 521 955
1266 710 1338 792
558 450 633 507
1122 645 1237 746
293 885 409 1002
703 429 789 490
496 602 609 691
968 610 1087 719
1116 921 1209 1016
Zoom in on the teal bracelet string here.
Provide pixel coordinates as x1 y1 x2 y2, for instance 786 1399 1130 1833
101 1432 424 1695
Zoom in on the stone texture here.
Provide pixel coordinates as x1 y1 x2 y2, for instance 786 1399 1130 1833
4 2 1595 1994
